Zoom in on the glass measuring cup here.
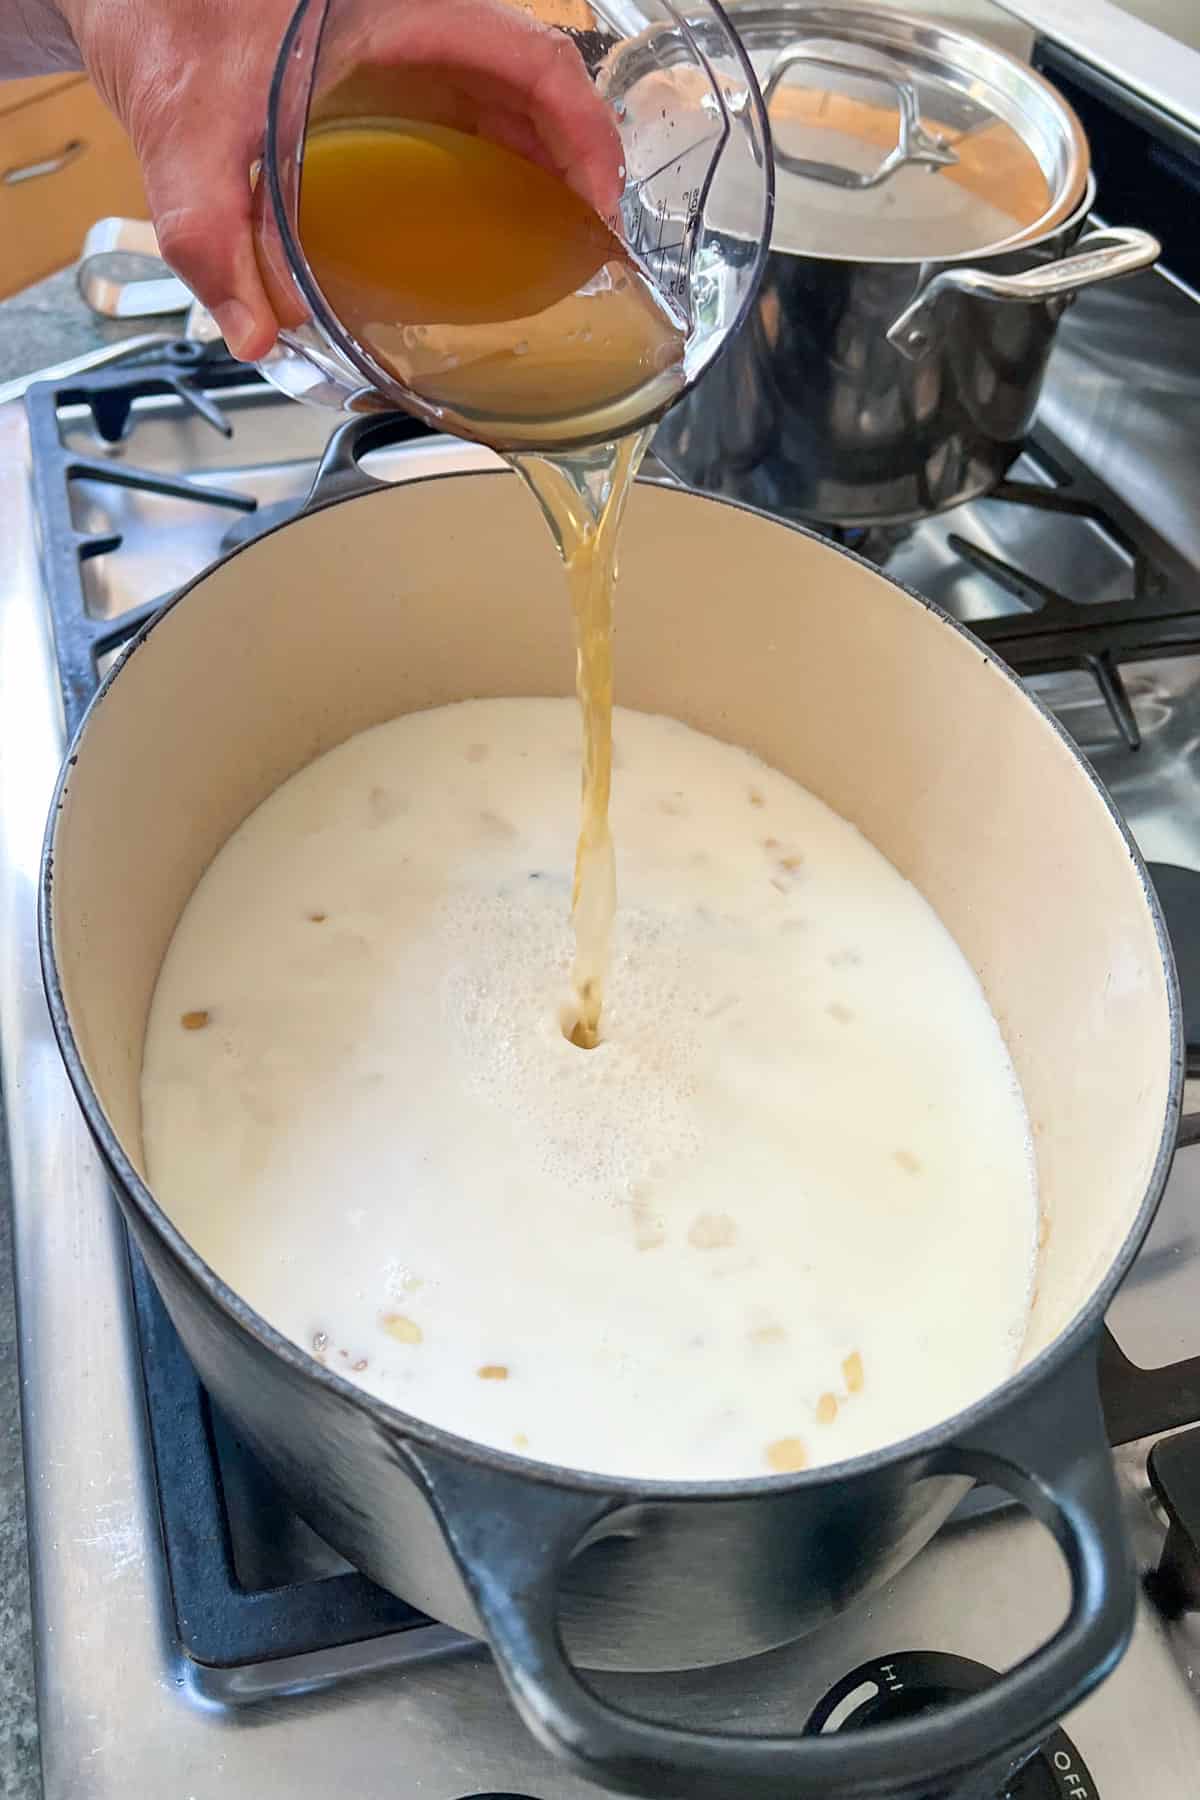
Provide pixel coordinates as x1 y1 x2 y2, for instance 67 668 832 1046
252 0 774 451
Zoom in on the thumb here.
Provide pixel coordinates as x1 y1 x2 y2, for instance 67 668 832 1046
140 108 279 361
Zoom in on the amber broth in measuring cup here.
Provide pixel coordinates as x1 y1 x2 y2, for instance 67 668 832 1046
290 107 686 1044
298 118 685 444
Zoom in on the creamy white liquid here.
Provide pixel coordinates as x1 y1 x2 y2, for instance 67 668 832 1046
142 699 1038 1482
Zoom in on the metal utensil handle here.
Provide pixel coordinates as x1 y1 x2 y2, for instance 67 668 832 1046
77 216 194 320
888 227 1161 360
763 44 956 190
405 1345 1132 1800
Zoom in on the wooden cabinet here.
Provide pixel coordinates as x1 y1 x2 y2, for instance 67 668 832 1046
0 73 80 112
0 76 148 299
523 1 597 23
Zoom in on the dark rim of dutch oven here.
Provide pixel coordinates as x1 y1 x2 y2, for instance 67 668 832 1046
38 470 1185 1502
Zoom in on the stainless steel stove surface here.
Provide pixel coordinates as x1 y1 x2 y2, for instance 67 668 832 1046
7 84 1200 1800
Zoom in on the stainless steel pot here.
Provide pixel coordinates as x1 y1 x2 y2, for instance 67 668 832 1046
41 440 1180 1797
654 6 1161 525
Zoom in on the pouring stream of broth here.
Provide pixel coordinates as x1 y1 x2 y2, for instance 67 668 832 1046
298 112 686 1041
511 432 652 1046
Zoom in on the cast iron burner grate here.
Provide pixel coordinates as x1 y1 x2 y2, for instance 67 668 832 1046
25 345 433 735
27 345 261 733
836 470 1193 752
951 476 1172 754
25 346 1200 1676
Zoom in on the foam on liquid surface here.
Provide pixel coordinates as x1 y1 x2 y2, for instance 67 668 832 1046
142 699 1038 1481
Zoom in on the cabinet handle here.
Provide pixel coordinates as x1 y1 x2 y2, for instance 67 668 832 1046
3 138 86 186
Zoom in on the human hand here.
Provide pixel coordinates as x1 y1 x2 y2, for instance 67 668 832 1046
56 0 624 360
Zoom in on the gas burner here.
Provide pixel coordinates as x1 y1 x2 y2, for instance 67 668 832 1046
804 1653 1098 1797
820 464 1196 755
947 475 1166 752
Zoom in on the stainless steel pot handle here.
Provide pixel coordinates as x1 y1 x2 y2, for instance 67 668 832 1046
888 227 1162 361
763 45 957 189
405 1346 1134 1799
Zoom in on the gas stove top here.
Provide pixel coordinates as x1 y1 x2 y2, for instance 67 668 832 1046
3 289 1200 1799
6 44 1200 1800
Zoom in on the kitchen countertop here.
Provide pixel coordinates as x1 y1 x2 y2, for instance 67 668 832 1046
0 266 110 1800
0 254 165 1798
0 265 151 390
0 1121 35 1800
1 253 170 1800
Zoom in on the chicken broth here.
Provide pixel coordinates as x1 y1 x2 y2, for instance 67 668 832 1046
141 698 1039 1482
297 117 686 447
296 110 685 1041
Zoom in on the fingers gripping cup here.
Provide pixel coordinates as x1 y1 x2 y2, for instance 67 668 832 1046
252 0 774 451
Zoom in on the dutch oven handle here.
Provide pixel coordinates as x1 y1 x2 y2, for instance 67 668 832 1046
302 411 436 510
888 227 1161 362
404 1343 1134 1800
